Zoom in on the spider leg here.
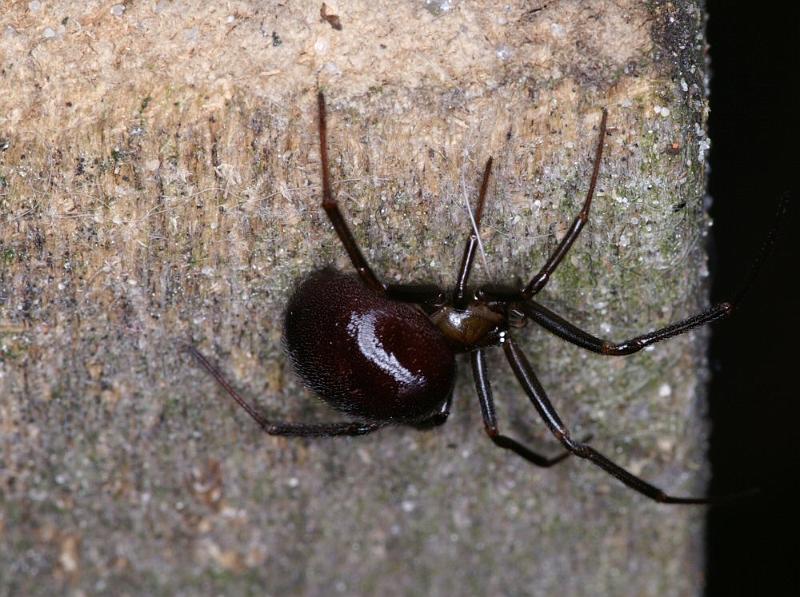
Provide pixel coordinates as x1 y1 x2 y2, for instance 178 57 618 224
384 283 446 308
411 393 452 429
383 155 491 311
522 108 608 299
521 193 791 355
454 157 493 307
471 348 576 467
186 345 384 437
502 337 723 504
317 91 384 293
521 299 731 356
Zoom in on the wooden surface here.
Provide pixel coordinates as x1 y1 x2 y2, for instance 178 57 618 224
1 1 712 595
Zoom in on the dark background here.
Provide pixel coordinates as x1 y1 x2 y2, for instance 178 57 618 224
705 3 799 596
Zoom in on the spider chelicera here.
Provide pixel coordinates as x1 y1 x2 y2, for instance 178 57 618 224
189 91 784 504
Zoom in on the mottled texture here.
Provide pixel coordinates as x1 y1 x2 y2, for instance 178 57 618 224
1 1 712 595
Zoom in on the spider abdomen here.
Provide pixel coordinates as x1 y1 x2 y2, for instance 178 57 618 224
284 268 456 423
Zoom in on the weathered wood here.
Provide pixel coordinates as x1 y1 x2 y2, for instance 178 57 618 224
1 1 712 594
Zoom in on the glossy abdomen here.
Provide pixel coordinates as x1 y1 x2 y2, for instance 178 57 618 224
284 268 455 422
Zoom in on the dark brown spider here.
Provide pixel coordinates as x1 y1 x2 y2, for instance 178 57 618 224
189 92 785 504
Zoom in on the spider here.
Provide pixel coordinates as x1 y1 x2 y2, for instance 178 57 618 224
188 91 784 504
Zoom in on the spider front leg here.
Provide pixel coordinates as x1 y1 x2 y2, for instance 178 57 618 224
384 283 446 309
186 345 385 437
522 108 608 299
317 91 385 293
502 337 718 504
471 349 576 468
520 193 790 355
521 299 732 356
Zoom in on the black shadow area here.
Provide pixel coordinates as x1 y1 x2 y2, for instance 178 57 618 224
705 3 800 596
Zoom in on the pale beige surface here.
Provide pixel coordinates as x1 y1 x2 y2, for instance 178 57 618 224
1 1 711 595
